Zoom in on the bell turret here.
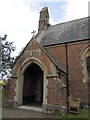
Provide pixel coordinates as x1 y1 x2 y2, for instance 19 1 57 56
38 7 50 33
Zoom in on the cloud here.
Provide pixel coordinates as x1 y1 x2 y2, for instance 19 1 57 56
0 0 89 57
59 0 89 22
0 0 40 56
0 0 58 56
88 1 90 16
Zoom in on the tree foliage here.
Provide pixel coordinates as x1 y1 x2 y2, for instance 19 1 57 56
0 35 16 79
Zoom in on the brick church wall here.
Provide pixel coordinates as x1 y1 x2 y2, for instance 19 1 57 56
46 45 67 70
67 42 88 103
5 79 16 100
45 75 67 113
46 41 88 104
4 37 89 111
4 78 16 107
4 39 67 113
47 77 64 105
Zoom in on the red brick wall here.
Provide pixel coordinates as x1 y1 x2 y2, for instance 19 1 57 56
67 42 88 102
5 78 16 100
46 41 88 102
47 76 66 106
46 45 67 70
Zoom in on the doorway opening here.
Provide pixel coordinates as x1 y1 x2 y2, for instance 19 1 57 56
23 63 43 107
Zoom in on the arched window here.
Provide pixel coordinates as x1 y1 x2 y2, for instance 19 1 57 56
86 56 90 80
81 45 90 82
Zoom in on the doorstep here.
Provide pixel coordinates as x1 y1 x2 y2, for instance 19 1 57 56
17 105 42 112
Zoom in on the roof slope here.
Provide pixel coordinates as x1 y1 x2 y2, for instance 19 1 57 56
37 17 89 46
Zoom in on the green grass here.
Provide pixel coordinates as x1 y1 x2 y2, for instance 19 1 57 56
0 89 5 106
61 108 89 118
54 107 89 119
0 90 2 107
0 89 2 99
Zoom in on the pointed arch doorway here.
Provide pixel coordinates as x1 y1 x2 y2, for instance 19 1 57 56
23 63 43 107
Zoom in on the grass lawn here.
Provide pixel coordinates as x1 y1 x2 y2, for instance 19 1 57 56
0 89 2 107
59 108 90 119
53 106 89 118
0 89 5 106
0 89 2 98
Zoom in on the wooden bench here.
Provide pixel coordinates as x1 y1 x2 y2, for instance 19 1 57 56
68 95 80 114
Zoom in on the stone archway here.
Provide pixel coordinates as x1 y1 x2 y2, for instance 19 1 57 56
23 63 43 107
14 57 48 108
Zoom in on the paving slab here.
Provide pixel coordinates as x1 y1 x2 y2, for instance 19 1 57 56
2 107 56 118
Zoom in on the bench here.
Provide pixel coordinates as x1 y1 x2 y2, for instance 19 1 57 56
68 95 80 114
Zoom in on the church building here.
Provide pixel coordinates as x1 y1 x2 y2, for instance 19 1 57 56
4 7 90 113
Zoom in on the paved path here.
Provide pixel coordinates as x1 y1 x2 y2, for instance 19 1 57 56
2 108 56 118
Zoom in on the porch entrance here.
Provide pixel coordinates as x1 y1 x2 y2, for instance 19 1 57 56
23 63 43 107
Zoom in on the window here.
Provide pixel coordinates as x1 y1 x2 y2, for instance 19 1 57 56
86 56 90 80
81 45 90 82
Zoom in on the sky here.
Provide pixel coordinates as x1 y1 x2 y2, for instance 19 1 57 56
0 0 89 57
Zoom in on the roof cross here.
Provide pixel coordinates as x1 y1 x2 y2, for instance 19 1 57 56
31 30 36 37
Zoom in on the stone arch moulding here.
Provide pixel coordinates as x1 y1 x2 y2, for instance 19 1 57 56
14 57 48 107
81 45 90 83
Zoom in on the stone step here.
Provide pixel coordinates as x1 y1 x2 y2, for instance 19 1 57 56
17 106 42 112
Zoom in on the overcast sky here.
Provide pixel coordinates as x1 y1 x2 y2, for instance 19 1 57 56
0 0 89 56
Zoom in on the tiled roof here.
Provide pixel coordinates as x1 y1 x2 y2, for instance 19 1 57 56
36 17 89 46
